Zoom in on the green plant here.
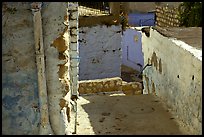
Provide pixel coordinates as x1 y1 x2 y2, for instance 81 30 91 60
178 2 202 27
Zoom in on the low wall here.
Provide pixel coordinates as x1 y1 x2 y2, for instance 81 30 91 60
79 77 142 95
79 25 122 80
141 27 202 134
79 77 122 94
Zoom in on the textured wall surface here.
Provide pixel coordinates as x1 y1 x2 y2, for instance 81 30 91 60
141 28 202 134
42 2 70 135
2 2 40 135
79 77 142 95
2 2 78 135
122 28 144 71
155 5 180 27
79 77 122 94
79 25 122 80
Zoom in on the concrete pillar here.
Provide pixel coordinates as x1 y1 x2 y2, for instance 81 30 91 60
42 2 70 135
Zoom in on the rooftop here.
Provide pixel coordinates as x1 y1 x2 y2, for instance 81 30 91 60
154 27 202 50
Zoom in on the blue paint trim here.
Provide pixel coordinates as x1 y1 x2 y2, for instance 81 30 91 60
2 95 22 110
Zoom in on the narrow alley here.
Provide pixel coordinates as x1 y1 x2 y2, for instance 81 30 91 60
2 2 201 135
70 64 188 135
74 93 185 135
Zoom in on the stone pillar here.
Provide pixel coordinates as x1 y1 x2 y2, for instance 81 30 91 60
68 2 79 98
66 2 79 134
42 2 70 135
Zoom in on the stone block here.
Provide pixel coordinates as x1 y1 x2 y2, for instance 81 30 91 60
69 51 79 58
122 82 142 95
69 20 78 28
70 11 78 20
78 77 122 94
70 59 79 67
70 35 78 43
69 43 78 51
70 28 78 36
70 66 78 77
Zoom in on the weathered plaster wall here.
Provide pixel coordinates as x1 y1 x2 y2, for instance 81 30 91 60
141 28 202 134
2 2 79 135
79 25 122 80
2 2 40 135
42 2 71 135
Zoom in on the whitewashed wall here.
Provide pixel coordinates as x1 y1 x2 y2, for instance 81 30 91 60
79 25 122 80
2 2 77 135
141 28 202 134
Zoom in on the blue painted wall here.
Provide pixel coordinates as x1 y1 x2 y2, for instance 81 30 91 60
2 2 40 135
2 72 40 135
128 12 155 27
122 28 144 72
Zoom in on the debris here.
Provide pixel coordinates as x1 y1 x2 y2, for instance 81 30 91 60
101 112 110 116
99 117 105 122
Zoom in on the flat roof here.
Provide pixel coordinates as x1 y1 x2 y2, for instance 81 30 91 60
154 27 202 50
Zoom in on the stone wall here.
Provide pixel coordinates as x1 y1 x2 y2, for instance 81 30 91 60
156 5 180 27
79 77 122 94
79 25 122 80
79 77 142 95
141 27 202 134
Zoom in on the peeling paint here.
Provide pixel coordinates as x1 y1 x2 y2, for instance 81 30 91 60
148 58 151 65
58 52 67 60
142 27 202 134
59 98 67 110
159 58 162 74
151 80 156 95
58 64 68 79
151 51 158 70
144 75 150 94
51 35 67 52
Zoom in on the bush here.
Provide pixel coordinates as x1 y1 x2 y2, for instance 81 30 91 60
178 2 202 27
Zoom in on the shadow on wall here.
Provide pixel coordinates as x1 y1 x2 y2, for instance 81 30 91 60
78 94 184 135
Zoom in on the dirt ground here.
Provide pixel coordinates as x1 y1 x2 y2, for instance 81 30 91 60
70 65 189 135
121 65 142 82
73 92 187 135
